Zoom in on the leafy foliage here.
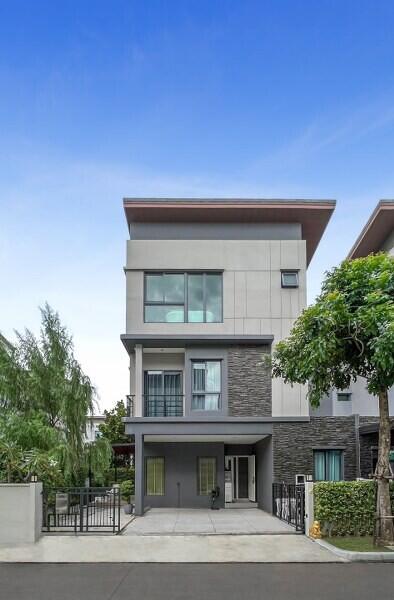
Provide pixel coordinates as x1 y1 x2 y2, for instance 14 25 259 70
272 254 394 405
105 466 135 486
0 304 112 486
98 400 129 444
314 481 394 536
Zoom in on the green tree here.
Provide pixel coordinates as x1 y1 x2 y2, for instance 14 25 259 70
0 304 112 485
98 400 129 444
271 253 394 545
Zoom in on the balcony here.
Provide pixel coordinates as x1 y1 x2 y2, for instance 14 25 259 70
144 394 184 417
125 394 184 417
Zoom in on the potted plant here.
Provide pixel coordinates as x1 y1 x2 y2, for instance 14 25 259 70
120 480 134 514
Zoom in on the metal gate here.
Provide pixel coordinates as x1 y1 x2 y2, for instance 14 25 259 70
42 487 121 534
272 483 305 533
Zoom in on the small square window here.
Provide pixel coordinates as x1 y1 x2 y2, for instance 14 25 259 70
281 271 299 288
337 392 351 402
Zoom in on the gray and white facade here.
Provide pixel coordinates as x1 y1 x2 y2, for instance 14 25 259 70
121 198 350 516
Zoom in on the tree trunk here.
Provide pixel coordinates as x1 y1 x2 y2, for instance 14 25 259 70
374 389 394 546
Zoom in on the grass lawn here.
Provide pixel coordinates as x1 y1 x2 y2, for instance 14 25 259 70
325 536 394 552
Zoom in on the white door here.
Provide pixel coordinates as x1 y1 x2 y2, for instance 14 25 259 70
248 455 256 502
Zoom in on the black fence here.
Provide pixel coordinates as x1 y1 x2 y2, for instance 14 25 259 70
42 487 121 534
272 483 305 533
144 394 184 417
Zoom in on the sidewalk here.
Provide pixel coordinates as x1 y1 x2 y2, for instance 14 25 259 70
0 534 341 563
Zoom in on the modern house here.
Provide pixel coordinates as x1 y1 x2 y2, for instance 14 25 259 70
121 198 352 516
312 200 394 478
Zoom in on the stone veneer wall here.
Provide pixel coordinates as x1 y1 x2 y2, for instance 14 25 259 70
273 416 358 483
227 345 271 417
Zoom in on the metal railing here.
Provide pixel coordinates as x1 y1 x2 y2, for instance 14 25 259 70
126 395 134 417
144 394 184 417
42 486 121 534
272 483 305 533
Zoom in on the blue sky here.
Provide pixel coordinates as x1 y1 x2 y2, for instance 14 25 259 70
1 1 394 410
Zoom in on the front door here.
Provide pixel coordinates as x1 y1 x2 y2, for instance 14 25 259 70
248 455 256 501
237 457 249 498
226 455 256 502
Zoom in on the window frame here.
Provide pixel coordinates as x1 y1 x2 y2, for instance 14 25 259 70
337 392 352 402
191 359 222 411
313 449 344 481
197 456 217 496
145 456 165 496
281 270 299 288
143 271 223 323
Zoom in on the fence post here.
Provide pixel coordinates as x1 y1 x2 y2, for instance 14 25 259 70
304 481 314 537
112 484 120 534
79 489 84 533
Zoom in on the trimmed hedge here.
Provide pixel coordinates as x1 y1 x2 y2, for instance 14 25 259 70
314 481 394 536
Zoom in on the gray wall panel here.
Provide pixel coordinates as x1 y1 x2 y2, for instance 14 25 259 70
130 222 302 241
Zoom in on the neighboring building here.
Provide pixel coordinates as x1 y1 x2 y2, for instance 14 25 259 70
121 198 348 516
85 414 105 443
312 200 394 478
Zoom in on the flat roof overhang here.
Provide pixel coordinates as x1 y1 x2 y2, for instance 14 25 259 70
348 200 394 259
123 416 309 438
359 422 394 435
121 334 274 354
123 198 336 265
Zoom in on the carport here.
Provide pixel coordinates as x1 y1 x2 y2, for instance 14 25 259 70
124 507 295 535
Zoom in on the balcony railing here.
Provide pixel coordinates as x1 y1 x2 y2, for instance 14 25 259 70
126 395 134 417
144 394 184 417
125 394 184 417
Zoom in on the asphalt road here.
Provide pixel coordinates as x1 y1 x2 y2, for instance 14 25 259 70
0 563 393 600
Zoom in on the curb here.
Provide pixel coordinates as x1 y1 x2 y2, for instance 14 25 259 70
315 538 394 562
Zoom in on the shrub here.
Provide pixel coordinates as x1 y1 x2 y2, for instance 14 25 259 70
314 481 394 536
105 466 134 485
120 479 134 502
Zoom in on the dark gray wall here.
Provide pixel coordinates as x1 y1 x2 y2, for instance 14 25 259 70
144 442 225 509
184 347 228 417
273 417 358 483
256 437 273 512
227 345 271 416
130 222 302 241
358 417 394 478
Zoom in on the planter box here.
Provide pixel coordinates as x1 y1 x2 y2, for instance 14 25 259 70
0 482 42 544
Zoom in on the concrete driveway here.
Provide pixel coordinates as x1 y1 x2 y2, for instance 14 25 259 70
124 508 295 535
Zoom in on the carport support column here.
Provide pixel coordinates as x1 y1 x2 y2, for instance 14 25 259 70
134 432 145 516
134 344 143 417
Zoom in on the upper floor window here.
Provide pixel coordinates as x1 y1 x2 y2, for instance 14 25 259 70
144 272 222 323
281 270 299 288
192 360 221 411
337 392 351 402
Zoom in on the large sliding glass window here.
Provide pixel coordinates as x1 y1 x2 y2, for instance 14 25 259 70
314 450 343 481
192 360 221 411
146 457 165 496
144 370 183 417
144 272 222 323
197 457 216 495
